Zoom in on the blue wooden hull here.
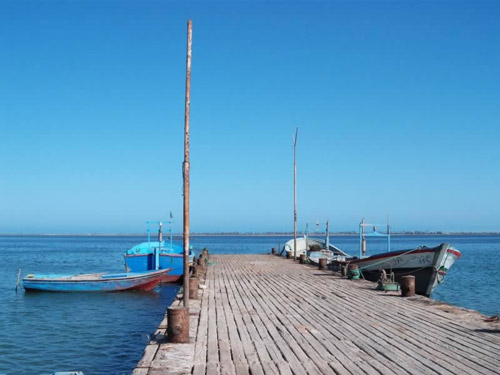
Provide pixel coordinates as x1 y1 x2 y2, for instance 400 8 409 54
124 253 193 281
23 269 169 292
124 241 194 281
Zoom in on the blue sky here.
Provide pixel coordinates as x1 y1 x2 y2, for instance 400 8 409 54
1 0 499 233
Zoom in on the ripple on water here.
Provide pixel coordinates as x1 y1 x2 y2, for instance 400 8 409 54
0 235 180 375
1 235 499 374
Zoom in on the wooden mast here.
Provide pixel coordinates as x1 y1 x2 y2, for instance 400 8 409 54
293 128 298 260
183 20 193 307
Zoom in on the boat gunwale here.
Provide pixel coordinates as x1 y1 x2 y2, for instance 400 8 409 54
350 245 461 264
23 269 171 283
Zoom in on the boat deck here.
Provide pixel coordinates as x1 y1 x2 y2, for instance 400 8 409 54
134 254 500 375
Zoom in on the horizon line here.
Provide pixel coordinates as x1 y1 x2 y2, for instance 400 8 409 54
1 231 499 237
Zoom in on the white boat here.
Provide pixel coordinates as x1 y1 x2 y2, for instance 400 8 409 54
307 248 347 264
281 236 349 263
350 243 461 296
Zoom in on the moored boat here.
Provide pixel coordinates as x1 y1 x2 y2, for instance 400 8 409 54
284 218 461 296
282 236 348 259
308 248 348 264
282 221 349 263
352 219 461 296
23 268 171 292
124 221 194 282
350 243 461 296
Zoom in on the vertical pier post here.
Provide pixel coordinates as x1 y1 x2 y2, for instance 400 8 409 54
189 277 199 299
167 307 190 343
319 257 327 270
183 19 193 308
292 128 298 261
401 275 415 297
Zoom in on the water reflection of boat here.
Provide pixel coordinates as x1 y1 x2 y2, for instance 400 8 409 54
23 269 170 292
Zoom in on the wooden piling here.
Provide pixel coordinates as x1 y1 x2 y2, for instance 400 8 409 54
318 257 327 270
167 306 190 343
341 264 347 277
192 263 198 277
197 257 205 271
401 275 416 297
299 253 306 264
189 277 198 300
135 254 500 375
271 247 276 255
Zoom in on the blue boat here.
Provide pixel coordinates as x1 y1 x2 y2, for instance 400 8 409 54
23 269 170 292
124 221 194 282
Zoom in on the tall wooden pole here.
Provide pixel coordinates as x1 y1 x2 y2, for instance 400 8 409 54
292 128 298 261
183 20 192 308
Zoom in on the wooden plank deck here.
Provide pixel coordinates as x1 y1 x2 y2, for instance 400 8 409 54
134 254 500 375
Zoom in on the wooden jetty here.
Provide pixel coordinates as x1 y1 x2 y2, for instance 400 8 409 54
134 254 500 375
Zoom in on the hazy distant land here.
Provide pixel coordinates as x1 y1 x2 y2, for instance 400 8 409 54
1 231 499 237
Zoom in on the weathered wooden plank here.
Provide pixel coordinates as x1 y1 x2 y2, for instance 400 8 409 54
213 266 237 375
222 269 279 375
228 259 326 375
263 271 444 375
132 367 149 375
137 344 159 368
206 268 220 374
135 254 500 375
232 254 499 374
275 263 458 375
281 269 499 374
193 275 210 375
252 261 408 375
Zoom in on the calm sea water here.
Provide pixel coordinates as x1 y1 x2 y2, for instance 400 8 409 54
0 234 498 374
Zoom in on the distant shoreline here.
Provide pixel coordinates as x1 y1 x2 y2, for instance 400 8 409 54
1 232 499 237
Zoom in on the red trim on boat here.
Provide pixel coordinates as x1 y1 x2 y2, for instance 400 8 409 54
447 249 461 259
160 274 182 283
127 278 162 291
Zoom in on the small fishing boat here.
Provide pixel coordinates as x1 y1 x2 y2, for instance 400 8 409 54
282 221 349 263
23 269 170 292
351 219 461 296
284 219 461 296
308 248 348 264
124 221 194 282
351 243 461 296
